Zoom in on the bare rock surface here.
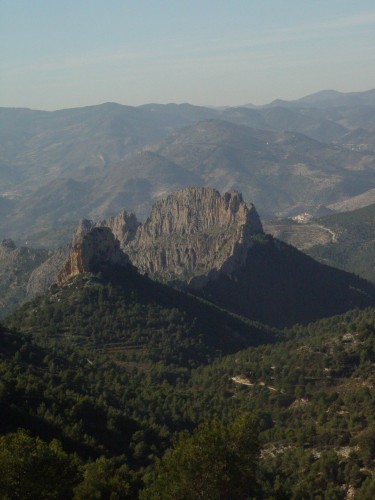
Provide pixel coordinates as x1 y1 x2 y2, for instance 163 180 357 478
57 227 130 285
123 187 263 286
26 187 263 292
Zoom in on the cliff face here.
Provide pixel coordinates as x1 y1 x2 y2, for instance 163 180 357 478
123 187 263 286
57 227 130 285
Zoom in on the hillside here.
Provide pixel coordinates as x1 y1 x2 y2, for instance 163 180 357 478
266 203 375 284
2 293 375 497
146 120 375 218
196 234 375 327
0 239 49 318
7 264 276 365
179 307 375 498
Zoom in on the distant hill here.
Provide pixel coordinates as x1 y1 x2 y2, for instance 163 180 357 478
336 127 375 154
4 118 375 245
146 120 375 218
295 88 375 108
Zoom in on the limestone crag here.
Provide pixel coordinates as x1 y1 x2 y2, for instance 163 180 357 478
27 220 98 294
28 187 263 292
124 187 263 286
25 214 139 294
57 227 130 285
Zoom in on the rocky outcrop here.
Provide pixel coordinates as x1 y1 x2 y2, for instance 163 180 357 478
27 187 263 292
57 227 130 285
123 187 263 287
25 215 139 294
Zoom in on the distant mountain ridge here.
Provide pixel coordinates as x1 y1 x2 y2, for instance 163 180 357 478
1 88 375 248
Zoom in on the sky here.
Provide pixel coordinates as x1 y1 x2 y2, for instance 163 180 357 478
1 0 375 110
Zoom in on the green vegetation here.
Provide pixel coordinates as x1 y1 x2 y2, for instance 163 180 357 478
2 265 375 497
141 414 260 499
7 264 275 365
0 429 79 500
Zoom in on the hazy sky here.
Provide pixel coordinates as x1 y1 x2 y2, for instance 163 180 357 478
1 0 375 110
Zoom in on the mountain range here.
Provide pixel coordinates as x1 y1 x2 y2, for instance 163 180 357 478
1 88 375 246
2 86 375 497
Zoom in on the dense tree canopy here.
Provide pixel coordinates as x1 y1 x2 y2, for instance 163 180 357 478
141 414 260 500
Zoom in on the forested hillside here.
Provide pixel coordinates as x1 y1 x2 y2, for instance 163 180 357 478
1 263 375 498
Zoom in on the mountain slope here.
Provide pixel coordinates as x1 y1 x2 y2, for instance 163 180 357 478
3 291 375 497
7 263 276 364
0 239 49 318
0 102 216 192
99 187 375 328
196 234 375 327
296 88 375 107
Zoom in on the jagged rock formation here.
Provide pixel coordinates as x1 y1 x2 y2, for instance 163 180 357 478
27 220 97 296
24 187 263 293
123 187 263 286
57 227 130 285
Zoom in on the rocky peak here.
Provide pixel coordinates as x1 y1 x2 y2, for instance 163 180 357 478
124 187 263 286
34 187 262 292
57 227 130 285
138 187 256 237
